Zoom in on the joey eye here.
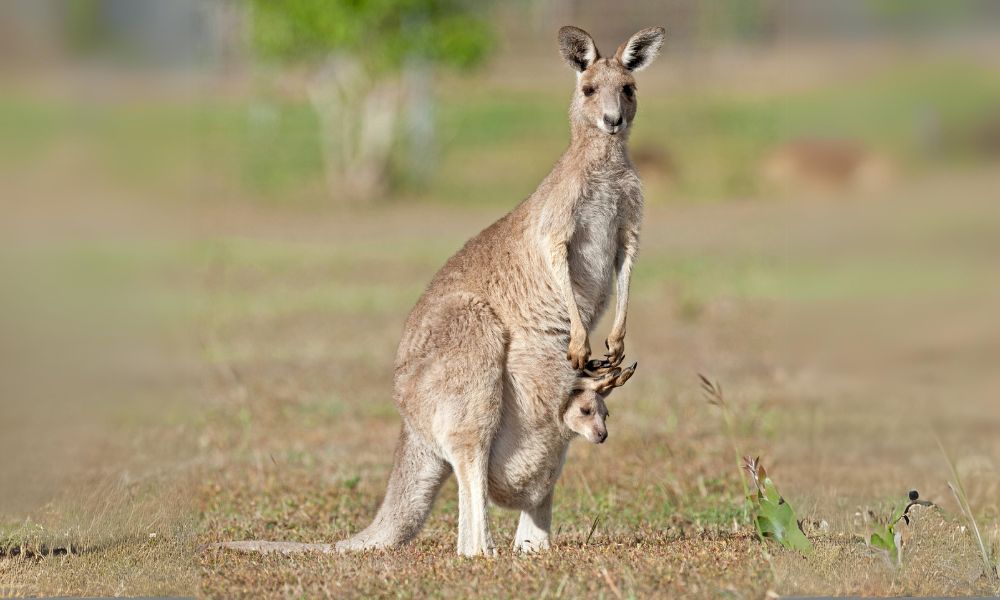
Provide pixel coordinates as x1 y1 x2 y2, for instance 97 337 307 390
582 85 596 97
580 407 592 416
622 84 634 98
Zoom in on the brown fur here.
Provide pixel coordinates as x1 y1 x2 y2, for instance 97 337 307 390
337 26 664 556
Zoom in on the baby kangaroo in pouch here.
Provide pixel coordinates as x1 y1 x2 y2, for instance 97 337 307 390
337 25 663 556
505 361 637 553
564 362 637 444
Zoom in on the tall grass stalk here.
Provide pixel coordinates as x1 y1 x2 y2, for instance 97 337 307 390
699 375 750 517
936 437 997 586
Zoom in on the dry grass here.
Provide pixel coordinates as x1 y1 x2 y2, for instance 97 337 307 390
5 166 999 597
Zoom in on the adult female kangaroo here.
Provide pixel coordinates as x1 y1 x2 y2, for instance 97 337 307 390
337 26 664 556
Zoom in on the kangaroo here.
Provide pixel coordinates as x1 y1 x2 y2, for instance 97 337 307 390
498 361 636 552
336 25 664 556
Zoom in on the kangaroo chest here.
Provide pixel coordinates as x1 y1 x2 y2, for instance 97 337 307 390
568 172 631 326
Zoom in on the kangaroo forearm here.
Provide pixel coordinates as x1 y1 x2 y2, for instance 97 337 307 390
609 245 636 339
552 241 585 335
610 265 631 337
552 239 591 369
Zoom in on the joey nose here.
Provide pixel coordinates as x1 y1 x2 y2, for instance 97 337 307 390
603 114 623 128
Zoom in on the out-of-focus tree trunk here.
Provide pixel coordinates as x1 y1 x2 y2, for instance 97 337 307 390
403 56 435 185
352 77 401 199
307 55 401 202
213 0 248 76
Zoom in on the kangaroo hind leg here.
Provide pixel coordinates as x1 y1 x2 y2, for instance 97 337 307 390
336 424 450 552
430 294 506 557
514 490 553 553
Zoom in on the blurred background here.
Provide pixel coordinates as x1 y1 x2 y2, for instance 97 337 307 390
1 1 999 596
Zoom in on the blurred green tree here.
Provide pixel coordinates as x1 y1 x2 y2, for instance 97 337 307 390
250 0 493 201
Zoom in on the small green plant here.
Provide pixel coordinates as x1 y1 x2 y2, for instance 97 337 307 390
701 376 811 555
743 456 813 554
867 489 932 566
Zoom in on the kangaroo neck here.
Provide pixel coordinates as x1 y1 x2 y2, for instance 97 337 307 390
567 125 631 172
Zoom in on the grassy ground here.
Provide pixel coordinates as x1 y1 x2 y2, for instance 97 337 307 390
2 46 1000 598
3 176 999 597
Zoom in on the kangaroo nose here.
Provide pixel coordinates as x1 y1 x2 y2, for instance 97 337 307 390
603 114 623 128
596 430 608 443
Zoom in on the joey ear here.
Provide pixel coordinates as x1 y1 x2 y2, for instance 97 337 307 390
615 27 665 72
558 26 600 72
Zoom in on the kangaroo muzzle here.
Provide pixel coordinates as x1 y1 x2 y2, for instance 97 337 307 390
598 93 625 134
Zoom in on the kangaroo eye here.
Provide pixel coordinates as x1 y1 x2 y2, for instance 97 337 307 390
582 85 596 97
580 407 592 416
622 84 634 98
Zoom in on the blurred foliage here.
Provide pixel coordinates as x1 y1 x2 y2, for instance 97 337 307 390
250 0 494 73
699 0 777 42
866 0 988 29
63 0 106 53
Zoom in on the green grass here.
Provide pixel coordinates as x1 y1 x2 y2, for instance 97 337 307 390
432 61 1000 202
3 62 998 205
636 251 982 305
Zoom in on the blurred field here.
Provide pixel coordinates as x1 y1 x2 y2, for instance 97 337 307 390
2 24 1000 600
3 55 999 206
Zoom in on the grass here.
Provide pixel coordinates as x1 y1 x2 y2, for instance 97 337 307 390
939 438 999 589
2 61 999 207
3 181 998 596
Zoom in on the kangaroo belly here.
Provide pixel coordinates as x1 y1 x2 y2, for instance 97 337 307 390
487 445 567 510
487 418 568 510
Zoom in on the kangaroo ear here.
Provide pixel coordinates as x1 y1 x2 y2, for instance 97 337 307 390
615 27 665 72
558 26 600 72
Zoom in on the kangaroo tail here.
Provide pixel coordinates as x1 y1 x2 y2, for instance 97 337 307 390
336 424 450 551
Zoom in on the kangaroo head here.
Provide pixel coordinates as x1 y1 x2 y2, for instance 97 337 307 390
558 26 665 136
563 362 637 444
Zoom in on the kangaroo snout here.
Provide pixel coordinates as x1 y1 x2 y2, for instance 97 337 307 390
603 113 623 129
594 428 608 443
